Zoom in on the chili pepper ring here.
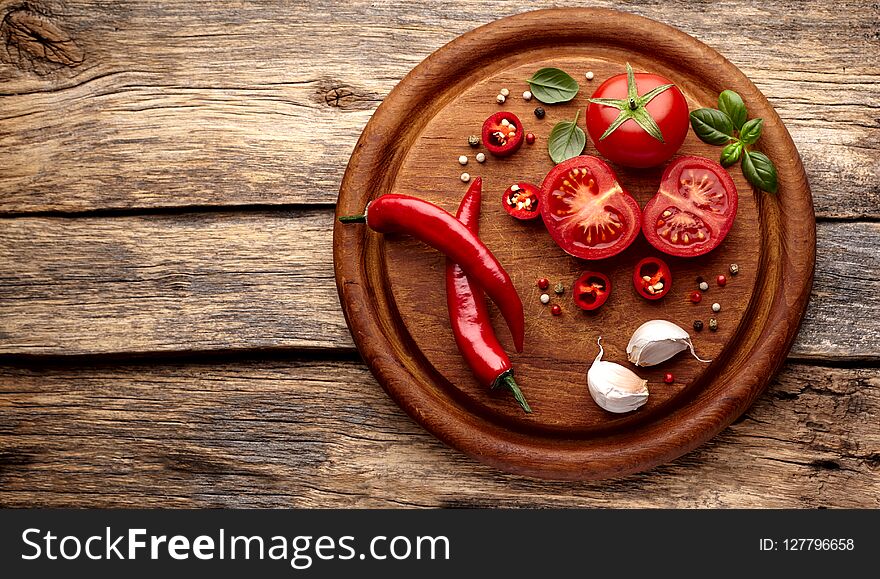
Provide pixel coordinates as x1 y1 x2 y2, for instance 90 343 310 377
445 178 530 413
339 193 525 352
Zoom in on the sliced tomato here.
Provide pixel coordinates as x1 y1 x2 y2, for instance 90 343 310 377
642 156 738 257
572 271 611 311
502 182 540 220
481 112 524 157
539 155 641 260
633 256 671 300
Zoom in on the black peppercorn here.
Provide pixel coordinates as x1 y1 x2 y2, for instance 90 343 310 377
467 135 480 148
693 320 704 332
534 107 545 119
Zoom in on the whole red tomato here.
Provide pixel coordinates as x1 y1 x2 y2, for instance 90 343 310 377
586 63 689 168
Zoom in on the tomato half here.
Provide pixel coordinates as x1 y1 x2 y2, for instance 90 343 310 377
502 182 540 220
572 271 611 311
633 256 671 300
586 66 688 168
481 111 524 157
642 156 738 257
539 155 641 260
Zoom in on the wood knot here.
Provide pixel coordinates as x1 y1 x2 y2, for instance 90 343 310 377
319 81 380 111
324 86 356 108
1 3 84 73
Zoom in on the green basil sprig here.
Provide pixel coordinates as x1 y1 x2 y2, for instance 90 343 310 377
526 68 579 104
548 111 586 164
689 90 778 194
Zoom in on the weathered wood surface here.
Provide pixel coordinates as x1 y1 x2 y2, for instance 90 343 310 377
0 212 875 360
0 0 877 505
0 0 877 217
0 360 876 508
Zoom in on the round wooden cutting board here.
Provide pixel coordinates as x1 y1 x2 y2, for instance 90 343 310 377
333 8 815 480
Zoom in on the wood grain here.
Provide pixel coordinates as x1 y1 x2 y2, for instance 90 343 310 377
0 0 876 217
0 211 874 359
0 0 876 503
0 359 876 508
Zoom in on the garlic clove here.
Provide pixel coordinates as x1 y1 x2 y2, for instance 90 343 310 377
588 337 649 413
626 320 712 367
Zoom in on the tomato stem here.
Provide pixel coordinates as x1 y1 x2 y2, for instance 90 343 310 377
629 98 638 111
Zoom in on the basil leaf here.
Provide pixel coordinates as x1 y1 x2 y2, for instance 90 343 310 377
742 150 778 194
718 90 747 130
720 141 743 167
739 118 763 145
526 68 580 104
689 108 734 145
548 112 586 164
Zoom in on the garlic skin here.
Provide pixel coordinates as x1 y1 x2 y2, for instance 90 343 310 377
588 337 649 413
626 320 712 367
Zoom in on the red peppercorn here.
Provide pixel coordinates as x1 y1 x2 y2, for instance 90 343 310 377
664 372 674 384
689 290 702 303
717 274 727 287
550 304 562 316
537 278 550 290
526 132 536 145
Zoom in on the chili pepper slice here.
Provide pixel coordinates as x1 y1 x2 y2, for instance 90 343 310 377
502 182 541 220
481 111 524 157
339 193 525 352
573 271 611 311
633 256 672 300
445 178 530 413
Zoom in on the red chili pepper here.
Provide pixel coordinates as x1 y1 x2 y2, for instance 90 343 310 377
573 271 611 311
633 256 672 300
481 111 524 157
339 193 525 352
445 178 530 413
502 182 541 220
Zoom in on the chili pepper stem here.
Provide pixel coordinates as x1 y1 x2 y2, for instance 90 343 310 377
338 214 367 223
492 371 531 414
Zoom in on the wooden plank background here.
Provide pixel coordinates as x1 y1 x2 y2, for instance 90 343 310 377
1 0 878 507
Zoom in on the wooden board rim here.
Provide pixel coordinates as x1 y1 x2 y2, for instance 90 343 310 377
333 7 816 480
